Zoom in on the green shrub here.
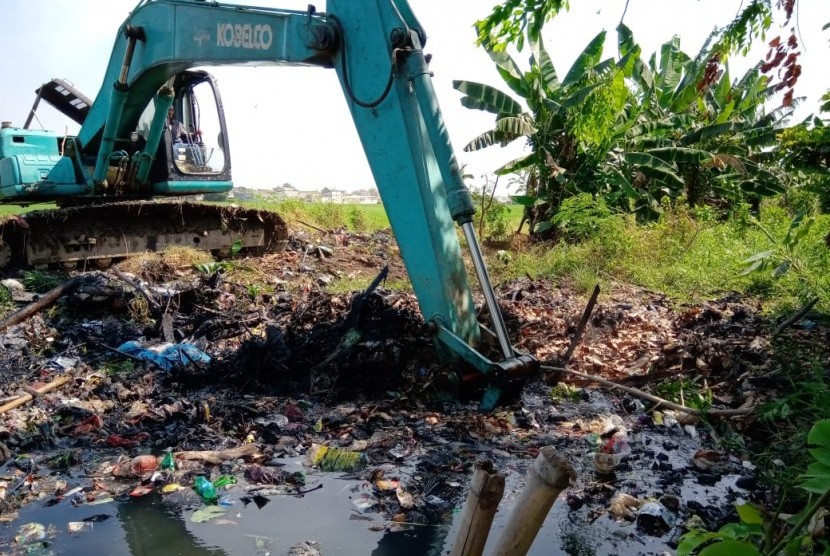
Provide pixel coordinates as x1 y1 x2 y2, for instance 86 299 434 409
552 193 613 241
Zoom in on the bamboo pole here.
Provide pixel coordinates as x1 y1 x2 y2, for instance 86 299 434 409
0 375 72 415
491 447 575 556
450 461 505 556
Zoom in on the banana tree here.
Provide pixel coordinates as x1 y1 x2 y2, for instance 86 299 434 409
454 29 621 235
608 26 790 220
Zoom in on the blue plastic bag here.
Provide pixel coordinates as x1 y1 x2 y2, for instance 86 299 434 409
116 341 211 371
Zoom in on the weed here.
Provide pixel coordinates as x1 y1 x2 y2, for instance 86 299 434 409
307 203 346 230
246 284 262 299
550 383 582 402
559 524 597 556
0 286 14 317
679 420 830 555
347 207 368 232
653 376 712 413
128 297 153 326
326 275 410 294
103 360 135 375
194 261 233 275
48 451 78 470
492 206 830 314
553 193 613 242
22 270 64 293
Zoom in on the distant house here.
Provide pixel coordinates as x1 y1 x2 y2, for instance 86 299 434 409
274 184 301 199
321 187 346 204
343 194 381 204
274 183 321 202
301 190 322 203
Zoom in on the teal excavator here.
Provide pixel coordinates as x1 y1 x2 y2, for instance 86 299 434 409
0 0 537 408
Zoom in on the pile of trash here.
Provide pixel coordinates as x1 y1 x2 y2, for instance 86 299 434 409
0 230 821 554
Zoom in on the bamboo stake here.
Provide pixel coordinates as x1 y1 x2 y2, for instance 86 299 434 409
491 447 575 556
0 375 72 415
0 277 81 333
450 461 505 556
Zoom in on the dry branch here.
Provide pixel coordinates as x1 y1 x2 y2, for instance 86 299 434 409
297 220 331 234
111 269 160 312
541 364 754 417
0 277 82 333
774 296 819 335
561 284 600 366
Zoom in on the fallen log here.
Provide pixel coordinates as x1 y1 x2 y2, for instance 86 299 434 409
0 374 73 415
0 277 81 333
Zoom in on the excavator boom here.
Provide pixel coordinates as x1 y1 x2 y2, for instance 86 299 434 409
1 0 537 408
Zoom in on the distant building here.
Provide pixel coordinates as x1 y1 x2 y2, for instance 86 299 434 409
343 194 381 204
274 183 321 202
321 187 346 204
274 184 302 198
301 190 322 202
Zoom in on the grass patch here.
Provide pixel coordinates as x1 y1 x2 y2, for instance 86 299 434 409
236 198 525 236
494 204 830 315
22 270 67 293
0 203 57 217
234 199 390 232
326 275 411 294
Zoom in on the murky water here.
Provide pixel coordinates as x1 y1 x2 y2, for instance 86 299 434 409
0 397 746 555
0 459 451 556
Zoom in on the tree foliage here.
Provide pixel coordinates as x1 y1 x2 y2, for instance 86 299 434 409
457 22 791 234
477 0 806 107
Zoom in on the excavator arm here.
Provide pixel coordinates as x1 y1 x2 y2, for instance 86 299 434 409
60 0 539 407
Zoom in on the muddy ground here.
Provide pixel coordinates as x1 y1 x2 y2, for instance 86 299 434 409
0 228 825 555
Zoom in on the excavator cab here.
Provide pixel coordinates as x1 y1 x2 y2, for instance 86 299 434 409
139 70 231 193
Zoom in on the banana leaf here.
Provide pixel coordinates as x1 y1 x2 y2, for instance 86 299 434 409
562 31 606 88
453 81 523 116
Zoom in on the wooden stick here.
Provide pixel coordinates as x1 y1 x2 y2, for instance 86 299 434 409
0 277 81 333
296 220 330 234
775 296 819 335
450 461 505 556
541 364 754 417
0 375 72 415
491 447 575 556
111 269 160 312
561 284 600 366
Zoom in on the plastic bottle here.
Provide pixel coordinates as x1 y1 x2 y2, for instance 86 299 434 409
193 476 218 503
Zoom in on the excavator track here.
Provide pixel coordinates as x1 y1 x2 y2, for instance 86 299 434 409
0 201 288 270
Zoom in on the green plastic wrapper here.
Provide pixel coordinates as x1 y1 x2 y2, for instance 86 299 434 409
308 443 366 472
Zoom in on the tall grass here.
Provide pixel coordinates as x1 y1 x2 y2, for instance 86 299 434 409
238 199 390 232
494 204 830 315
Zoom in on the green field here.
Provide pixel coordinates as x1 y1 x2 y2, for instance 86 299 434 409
235 198 525 234
0 203 57 217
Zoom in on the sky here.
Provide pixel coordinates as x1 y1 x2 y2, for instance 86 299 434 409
1 0 828 194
